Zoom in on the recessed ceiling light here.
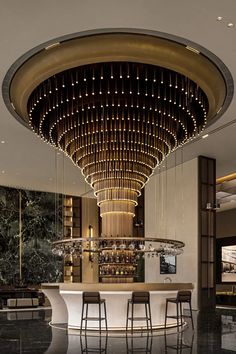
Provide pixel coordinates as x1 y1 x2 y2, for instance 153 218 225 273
1 140 5 144
186 46 200 54
72 181 76 185
227 23 234 28
217 16 223 21
202 134 209 139
1 170 5 174
45 42 60 50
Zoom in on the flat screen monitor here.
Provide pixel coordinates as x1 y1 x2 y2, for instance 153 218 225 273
160 255 176 274
221 245 236 283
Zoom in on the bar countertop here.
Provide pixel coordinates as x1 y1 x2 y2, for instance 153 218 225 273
42 282 194 292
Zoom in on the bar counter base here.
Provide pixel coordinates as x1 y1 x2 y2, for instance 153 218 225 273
42 283 194 331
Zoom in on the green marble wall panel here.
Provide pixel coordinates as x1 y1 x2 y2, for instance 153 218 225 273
0 186 63 285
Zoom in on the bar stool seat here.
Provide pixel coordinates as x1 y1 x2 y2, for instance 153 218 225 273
80 292 108 334
164 290 194 330
126 291 152 333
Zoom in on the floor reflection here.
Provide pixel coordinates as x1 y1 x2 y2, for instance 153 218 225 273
0 308 236 353
0 309 52 354
126 333 153 353
164 331 194 353
80 333 108 353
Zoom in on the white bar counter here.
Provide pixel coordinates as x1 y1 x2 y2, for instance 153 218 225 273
42 282 193 331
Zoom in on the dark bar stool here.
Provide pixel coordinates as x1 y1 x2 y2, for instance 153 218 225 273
164 290 194 330
126 291 152 334
80 292 108 334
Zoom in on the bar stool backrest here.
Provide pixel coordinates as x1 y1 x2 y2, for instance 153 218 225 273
177 290 191 302
83 292 100 304
132 291 150 303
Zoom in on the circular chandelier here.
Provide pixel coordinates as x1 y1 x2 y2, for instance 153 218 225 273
52 237 185 260
5 30 228 249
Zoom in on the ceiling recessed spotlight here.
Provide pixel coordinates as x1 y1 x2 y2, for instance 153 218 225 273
1 170 5 174
202 133 209 139
217 16 223 21
227 23 234 28
186 46 200 54
1 140 5 144
45 42 60 50
72 181 76 185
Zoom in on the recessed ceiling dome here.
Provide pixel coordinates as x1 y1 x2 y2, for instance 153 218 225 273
6 31 228 235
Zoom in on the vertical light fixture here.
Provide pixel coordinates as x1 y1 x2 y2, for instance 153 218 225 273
89 224 94 262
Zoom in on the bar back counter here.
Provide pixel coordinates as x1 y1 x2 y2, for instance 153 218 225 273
42 283 193 331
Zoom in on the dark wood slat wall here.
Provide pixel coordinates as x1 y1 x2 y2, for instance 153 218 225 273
198 156 216 310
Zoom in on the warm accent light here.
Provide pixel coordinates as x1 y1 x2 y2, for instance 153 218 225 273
202 133 209 139
216 172 236 184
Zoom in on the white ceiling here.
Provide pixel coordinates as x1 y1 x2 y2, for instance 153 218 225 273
0 0 236 196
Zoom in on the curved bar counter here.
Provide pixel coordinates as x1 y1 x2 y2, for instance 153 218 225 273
42 283 193 331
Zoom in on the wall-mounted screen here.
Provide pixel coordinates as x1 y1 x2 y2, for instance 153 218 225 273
160 255 176 274
221 246 236 282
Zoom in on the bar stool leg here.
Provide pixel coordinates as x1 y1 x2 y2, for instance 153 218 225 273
85 303 88 331
99 302 101 334
180 302 183 327
131 303 134 334
176 302 179 331
148 301 152 333
104 302 108 331
164 300 168 329
189 301 194 329
80 302 84 334
126 301 129 331
145 303 149 331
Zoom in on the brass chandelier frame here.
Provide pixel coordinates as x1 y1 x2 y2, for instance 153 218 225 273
52 236 185 258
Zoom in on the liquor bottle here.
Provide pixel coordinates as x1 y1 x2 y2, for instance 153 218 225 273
115 267 119 275
110 252 114 263
116 252 120 263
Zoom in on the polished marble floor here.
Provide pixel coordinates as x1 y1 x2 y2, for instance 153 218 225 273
0 308 236 353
